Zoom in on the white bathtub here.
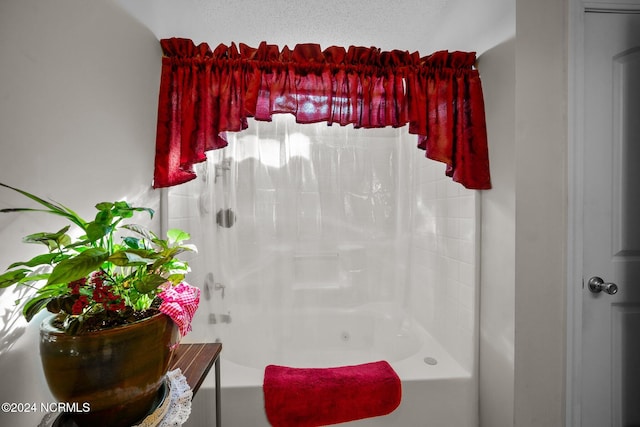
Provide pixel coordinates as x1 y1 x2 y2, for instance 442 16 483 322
183 304 476 427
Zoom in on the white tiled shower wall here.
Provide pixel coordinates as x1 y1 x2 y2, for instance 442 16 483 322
403 131 478 372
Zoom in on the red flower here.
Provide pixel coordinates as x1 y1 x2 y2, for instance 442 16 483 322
106 299 126 312
90 270 106 287
71 295 89 315
67 278 86 295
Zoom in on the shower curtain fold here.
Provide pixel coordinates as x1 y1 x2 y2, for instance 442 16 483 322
153 38 491 190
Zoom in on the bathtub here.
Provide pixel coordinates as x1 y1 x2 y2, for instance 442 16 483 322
183 304 476 427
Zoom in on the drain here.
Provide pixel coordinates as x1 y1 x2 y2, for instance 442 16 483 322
340 331 351 342
423 357 438 365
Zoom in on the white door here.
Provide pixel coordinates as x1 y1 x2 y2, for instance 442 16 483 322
582 10 640 427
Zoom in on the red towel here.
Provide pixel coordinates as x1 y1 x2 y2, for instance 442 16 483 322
263 361 402 426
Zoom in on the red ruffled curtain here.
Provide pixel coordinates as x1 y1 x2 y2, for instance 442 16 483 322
154 38 491 189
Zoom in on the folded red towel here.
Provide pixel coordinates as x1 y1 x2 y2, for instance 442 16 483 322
263 361 402 427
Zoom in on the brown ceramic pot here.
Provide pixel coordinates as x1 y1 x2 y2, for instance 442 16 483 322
39 312 179 427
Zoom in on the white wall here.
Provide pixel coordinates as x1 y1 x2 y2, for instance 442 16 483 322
477 37 516 427
0 1 161 426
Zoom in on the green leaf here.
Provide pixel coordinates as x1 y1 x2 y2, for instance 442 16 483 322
20 283 68 320
58 234 72 248
118 210 134 219
167 273 186 285
167 229 191 245
0 183 87 228
120 204 154 220
120 224 158 243
0 269 30 288
86 221 111 241
8 253 62 269
94 209 113 225
137 207 155 219
162 247 184 260
151 255 172 271
134 274 168 293
123 250 156 264
46 248 109 285
31 225 70 240
95 202 114 211
112 202 153 220
63 239 92 250
56 202 87 228
152 238 169 250
16 273 51 284
22 226 71 250
108 249 155 266
177 244 198 254
166 260 189 271
107 251 132 266
23 296 54 321
123 237 141 249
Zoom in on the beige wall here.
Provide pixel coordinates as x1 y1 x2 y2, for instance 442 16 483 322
514 0 568 426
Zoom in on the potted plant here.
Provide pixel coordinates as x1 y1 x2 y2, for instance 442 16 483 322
0 182 200 427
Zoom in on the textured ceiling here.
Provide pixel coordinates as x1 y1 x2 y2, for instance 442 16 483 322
115 0 514 56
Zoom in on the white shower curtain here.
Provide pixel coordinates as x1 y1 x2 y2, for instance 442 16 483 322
167 114 417 340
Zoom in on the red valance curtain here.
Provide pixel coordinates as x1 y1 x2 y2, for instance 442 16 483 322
153 38 491 189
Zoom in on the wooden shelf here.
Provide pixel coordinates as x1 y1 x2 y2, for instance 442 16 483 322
169 343 222 395
169 342 223 426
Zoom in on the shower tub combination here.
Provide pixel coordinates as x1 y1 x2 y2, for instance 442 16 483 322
169 116 479 426
187 305 475 426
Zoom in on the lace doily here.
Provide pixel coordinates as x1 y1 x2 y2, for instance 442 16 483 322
135 369 192 427
38 369 192 427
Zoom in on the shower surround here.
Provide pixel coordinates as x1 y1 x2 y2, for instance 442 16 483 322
165 115 478 426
